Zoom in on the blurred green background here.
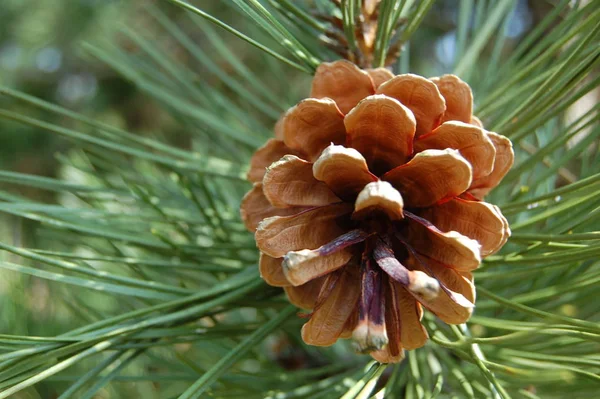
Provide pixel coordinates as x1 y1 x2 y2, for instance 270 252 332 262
1 0 189 177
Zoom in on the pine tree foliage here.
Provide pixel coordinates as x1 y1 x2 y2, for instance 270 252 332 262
0 0 598 398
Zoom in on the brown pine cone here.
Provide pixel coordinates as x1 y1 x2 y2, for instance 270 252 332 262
241 60 513 363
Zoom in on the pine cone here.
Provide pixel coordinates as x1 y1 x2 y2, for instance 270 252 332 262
241 60 514 363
